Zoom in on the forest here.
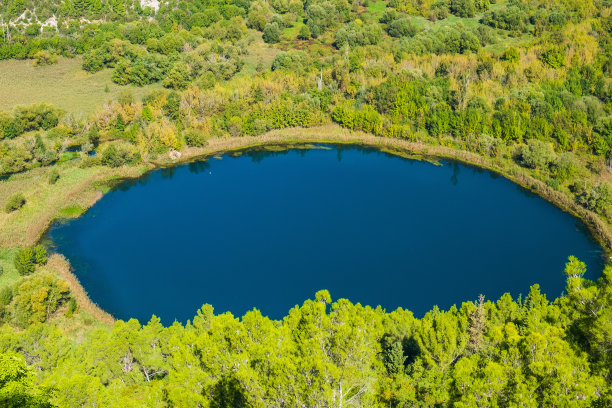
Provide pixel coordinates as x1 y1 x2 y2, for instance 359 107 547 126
0 0 611 405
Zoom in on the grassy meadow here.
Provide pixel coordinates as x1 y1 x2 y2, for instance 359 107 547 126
0 57 162 116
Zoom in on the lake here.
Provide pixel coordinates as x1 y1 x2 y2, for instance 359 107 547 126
47 145 606 323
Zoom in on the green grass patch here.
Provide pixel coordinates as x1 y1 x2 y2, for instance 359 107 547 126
0 57 162 116
0 247 20 289
283 21 305 41
365 0 388 20
57 205 86 219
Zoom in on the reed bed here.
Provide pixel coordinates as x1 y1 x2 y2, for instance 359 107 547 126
47 254 115 325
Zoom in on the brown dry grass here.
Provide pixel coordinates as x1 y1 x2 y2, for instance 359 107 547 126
0 162 146 247
47 253 115 325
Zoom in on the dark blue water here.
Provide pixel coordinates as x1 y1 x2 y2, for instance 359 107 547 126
47 146 605 323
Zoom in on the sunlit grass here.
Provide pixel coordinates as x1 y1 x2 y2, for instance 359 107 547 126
0 57 162 116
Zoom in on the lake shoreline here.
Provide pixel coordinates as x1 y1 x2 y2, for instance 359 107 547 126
28 125 612 253
9 124 612 325
148 125 612 253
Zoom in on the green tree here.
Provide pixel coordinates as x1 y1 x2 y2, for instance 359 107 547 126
263 22 281 44
298 24 311 40
33 245 47 265
14 248 35 276
0 353 52 408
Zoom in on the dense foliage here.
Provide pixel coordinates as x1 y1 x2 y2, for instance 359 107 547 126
0 259 610 406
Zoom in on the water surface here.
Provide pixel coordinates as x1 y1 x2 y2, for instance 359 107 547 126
48 146 605 323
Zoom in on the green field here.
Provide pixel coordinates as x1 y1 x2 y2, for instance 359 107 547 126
0 57 162 116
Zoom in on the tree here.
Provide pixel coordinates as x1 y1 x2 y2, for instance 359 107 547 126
466 295 486 354
451 0 475 17
381 335 406 374
572 181 612 215
517 140 556 170
540 48 565 68
564 256 586 279
387 18 417 38
263 22 281 44
163 62 191 90
33 245 47 265
0 353 52 408
13 271 70 325
14 247 35 276
297 24 311 40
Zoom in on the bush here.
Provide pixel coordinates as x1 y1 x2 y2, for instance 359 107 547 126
33 245 47 265
101 144 132 167
297 25 311 40
5 193 26 213
68 298 77 314
48 168 60 185
387 18 418 38
0 286 12 306
14 248 35 276
263 23 281 44
517 140 556 170
83 49 105 73
572 181 612 215
14 245 47 276
504 47 519 63
184 129 208 147
32 50 58 66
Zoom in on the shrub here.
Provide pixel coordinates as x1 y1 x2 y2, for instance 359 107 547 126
101 144 132 167
503 47 519 63
68 298 77 314
572 181 612 215
184 129 208 147
263 23 281 44
33 245 47 265
387 18 418 38
14 248 35 276
298 25 311 40
48 169 60 185
32 50 58 66
517 140 556 170
540 48 565 68
0 286 12 306
5 193 26 213
83 49 105 73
